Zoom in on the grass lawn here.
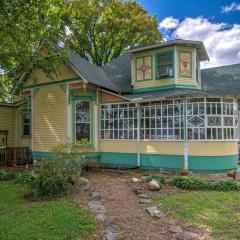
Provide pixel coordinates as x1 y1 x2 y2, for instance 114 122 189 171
0 182 96 240
154 190 240 239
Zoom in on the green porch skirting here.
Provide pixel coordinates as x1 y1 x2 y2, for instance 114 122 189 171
100 152 238 172
32 151 238 172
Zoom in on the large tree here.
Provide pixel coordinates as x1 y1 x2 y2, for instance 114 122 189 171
65 0 162 66
0 0 162 101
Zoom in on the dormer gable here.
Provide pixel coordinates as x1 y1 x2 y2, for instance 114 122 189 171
129 40 209 93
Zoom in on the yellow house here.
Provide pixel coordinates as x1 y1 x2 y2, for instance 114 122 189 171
0 39 239 171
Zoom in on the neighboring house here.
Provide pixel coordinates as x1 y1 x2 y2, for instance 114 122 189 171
0 39 239 171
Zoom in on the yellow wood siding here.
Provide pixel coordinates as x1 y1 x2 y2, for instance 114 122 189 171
0 106 15 147
99 140 137 153
32 85 67 152
99 140 238 156
24 64 78 87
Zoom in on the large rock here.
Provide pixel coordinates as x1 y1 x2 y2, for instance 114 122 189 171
175 231 201 240
146 206 164 218
79 177 89 185
148 180 160 191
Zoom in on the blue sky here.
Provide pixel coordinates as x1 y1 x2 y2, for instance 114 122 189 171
137 0 240 68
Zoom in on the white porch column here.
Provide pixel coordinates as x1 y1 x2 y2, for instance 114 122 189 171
66 84 71 144
184 97 189 169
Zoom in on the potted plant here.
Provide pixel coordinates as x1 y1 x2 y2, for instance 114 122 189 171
227 170 236 179
179 167 189 176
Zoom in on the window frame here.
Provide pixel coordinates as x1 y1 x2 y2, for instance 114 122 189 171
22 111 31 137
73 96 93 144
179 51 192 79
155 51 174 80
135 55 153 82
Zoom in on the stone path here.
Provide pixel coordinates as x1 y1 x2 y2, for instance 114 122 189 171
77 171 213 240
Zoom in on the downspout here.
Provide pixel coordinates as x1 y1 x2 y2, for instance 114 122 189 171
95 89 99 152
31 89 34 155
183 96 189 169
136 103 141 167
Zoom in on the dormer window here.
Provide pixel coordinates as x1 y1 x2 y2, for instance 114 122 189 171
156 51 174 79
135 56 153 81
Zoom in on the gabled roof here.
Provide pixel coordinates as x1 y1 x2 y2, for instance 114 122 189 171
128 39 209 61
201 63 240 96
68 51 119 92
102 53 132 93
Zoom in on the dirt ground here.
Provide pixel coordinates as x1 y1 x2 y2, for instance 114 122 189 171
81 169 212 240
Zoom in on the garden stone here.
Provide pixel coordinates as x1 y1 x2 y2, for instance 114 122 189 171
148 180 160 191
79 177 89 185
137 193 149 199
145 206 163 218
96 213 106 222
139 198 151 204
91 191 101 200
175 231 200 240
102 226 117 240
132 177 141 182
169 226 182 234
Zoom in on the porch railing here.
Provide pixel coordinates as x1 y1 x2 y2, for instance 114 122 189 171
0 147 30 166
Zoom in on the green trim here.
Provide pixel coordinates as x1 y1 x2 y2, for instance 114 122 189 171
100 152 238 172
196 54 200 84
179 51 192 79
133 84 198 93
155 51 174 80
135 55 153 82
100 152 138 167
23 77 82 89
32 151 238 172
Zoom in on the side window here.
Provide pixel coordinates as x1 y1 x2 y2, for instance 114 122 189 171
23 112 31 136
156 52 174 79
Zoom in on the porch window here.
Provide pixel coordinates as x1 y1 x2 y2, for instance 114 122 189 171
75 101 91 141
100 97 238 141
156 51 174 79
23 112 31 136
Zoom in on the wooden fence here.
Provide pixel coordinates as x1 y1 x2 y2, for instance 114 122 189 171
0 147 31 166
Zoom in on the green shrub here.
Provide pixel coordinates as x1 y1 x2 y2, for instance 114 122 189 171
30 158 81 197
0 170 15 181
147 175 165 184
16 172 35 185
208 180 240 191
171 176 240 191
171 176 206 190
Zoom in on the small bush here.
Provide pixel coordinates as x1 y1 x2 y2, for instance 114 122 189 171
30 158 81 197
208 180 240 191
0 170 15 181
147 175 165 184
171 176 240 191
16 172 35 185
171 176 207 190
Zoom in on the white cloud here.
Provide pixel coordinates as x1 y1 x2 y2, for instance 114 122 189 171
221 2 240 13
159 16 240 68
159 17 179 29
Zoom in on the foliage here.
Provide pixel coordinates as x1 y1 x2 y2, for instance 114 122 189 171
208 180 240 191
0 182 96 240
16 172 35 185
154 191 240 239
66 0 162 66
171 176 240 191
0 170 15 181
171 176 206 190
147 175 165 184
23 142 94 196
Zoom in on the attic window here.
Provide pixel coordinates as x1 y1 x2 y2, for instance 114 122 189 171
135 56 153 81
156 51 174 79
